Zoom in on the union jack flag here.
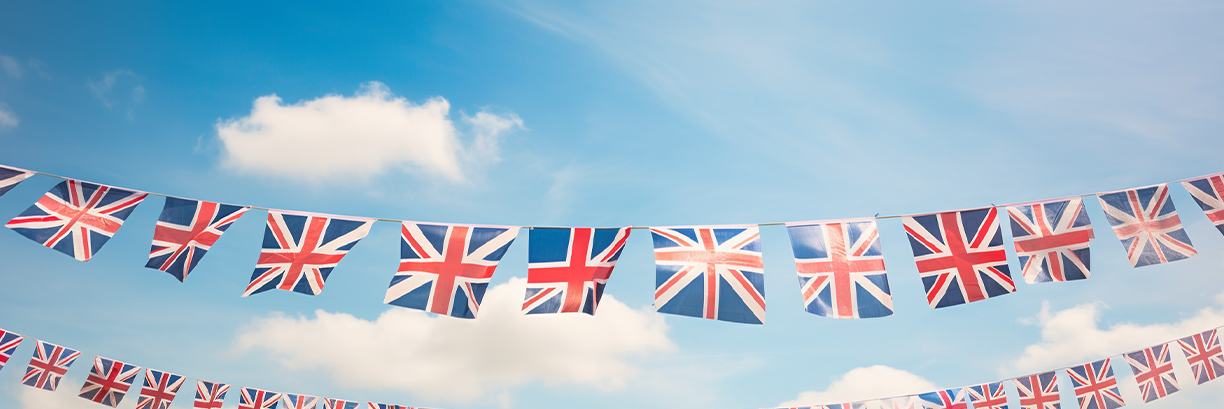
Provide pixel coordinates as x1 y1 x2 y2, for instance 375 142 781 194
849 401 885 409
194 379 230 409
523 227 631 315
1006 198 1094 283
136 368 184 409
651 225 766 324
324 398 361 409
1182 173 1224 236
77 356 141 407
6 180 147 261
1177 329 1224 385
146 197 249 281
1067 358 1124 409
903 207 1015 309
1098 184 1196 267
384 222 518 319
0 165 34 198
785 219 892 319
1014 371 1061 409
239 387 283 409
283 393 319 409
22 340 80 391
883 395 918 409
1124 343 1179 402
0 327 23 371
917 388 969 409
966 381 1008 409
244 211 373 296
367 404 412 409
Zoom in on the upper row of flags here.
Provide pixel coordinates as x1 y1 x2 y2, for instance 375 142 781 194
1 164 1222 325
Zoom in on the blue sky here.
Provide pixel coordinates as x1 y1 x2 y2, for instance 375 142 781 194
2 1 1224 408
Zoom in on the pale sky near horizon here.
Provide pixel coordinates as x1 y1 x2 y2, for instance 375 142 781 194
2 1 1224 408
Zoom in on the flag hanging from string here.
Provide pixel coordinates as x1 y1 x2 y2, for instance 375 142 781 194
324 398 361 409
137 368 184 409
966 382 1007 409
0 328 23 372
651 225 766 324
147 197 249 281
1013 370 1061 409
78 356 141 407
523 227 631 315
903 207 1015 309
194 379 230 409
0 165 34 198
238 387 283 409
1067 358 1124 409
1124 343 1180 403
785 218 892 319
244 211 373 297
1005 197 1094 283
917 388 969 409
1098 184 1196 267
1182 173 1224 236
22 340 80 391
6 179 147 261
1176 328 1224 385
385 222 518 319
283 393 319 409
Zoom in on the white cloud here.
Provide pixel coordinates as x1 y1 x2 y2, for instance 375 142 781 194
0 103 17 128
1008 292 1224 373
215 82 522 183
233 278 673 403
1 54 22 78
15 377 102 409
88 70 141 109
777 365 938 407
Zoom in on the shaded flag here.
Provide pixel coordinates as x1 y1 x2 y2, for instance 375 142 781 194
1177 328 1224 385
917 388 969 409
1006 197 1093 283
883 395 919 409
77 357 141 407
1181 173 1224 235
6 179 147 261
283 393 319 409
1124 343 1180 402
385 222 518 319
903 207 1014 309
0 327 24 372
194 379 230 409
850 401 885 409
1014 371 1060 409
523 227 631 315
367 404 411 409
22 340 80 391
1098 184 1196 267
1067 358 1124 409
147 197 249 281
244 211 373 296
785 219 892 319
324 398 361 409
651 225 766 324
966 381 1008 409
136 368 184 409
239 387 283 409
0 165 34 197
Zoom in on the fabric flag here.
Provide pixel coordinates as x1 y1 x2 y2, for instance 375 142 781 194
523 227 631 315
147 197 249 281
1067 358 1125 409
244 211 373 296
367 404 411 409
902 207 1015 309
0 165 35 197
1006 197 1094 283
324 398 361 409
784 219 892 319
1177 328 1224 384
194 380 231 409
77 357 141 407
1014 371 1061 409
883 395 920 409
385 222 518 319
6 179 147 261
136 368 184 409
0 327 24 371
1124 343 1180 402
1181 173 1224 235
966 381 1008 409
850 401 885 409
917 388 969 409
1098 184 1196 267
283 393 319 409
650 225 766 324
239 387 284 409
22 340 80 391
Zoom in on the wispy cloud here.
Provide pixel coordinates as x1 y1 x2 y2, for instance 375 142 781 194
0 103 18 129
0 54 23 78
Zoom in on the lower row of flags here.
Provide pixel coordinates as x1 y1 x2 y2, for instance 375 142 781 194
776 327 1224 409
2 165 1224 324
3 323 1222 409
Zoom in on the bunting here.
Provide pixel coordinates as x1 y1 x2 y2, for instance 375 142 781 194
0 328 23 372
1013 370 1060 409
903 207 1015 309
194 379 231 409
239 387 283 409
1067 358 1124 409
785 219 892 319
1181 173 1224 235
1124 343 1180 402
916 388 969 409
883 396 918 409
0 165 34 197
385 222 518 319
283 393 319 409
244 211 373 296
1006 197 1094 283
523 227 631 315
6 179 147 261
137 368 184 409
78 356 141 407
22 340 80 391
651 225 766 324
966 382 1008 409
1098 184 1196 267
1176 328 1224 385
147 197 250 281
324 398 361 409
